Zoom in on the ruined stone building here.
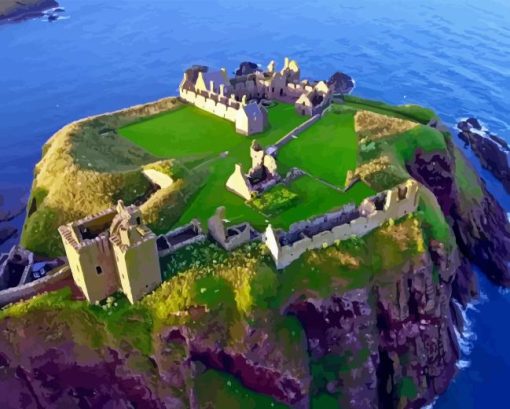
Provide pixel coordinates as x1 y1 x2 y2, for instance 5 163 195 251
226 141 280 200
208 207 260 251
58 201 162 304
179 57 334 135
264 179 420 269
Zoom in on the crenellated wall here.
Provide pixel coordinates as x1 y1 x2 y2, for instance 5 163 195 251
265 179 420 269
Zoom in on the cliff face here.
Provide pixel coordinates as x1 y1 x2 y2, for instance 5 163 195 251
0 243 462 409
407 139 510 287
286 243 461 409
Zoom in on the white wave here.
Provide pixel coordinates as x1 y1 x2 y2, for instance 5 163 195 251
423 397 438 409
456 359 471 370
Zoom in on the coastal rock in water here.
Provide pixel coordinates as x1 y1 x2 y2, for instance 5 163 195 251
0 0 59 22
457 118 510 192
328 71 355 95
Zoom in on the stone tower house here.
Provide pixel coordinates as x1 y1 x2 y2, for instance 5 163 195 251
58 201 162 304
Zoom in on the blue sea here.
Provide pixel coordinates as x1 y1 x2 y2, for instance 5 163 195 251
1 1 510 407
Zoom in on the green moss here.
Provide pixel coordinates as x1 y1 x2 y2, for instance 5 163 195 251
275 217 425 305
311 394 339 409
417 191 455 249
453 147 484 204
399 376 418 399
389 126 447 165
0 288 153 354
20 204 65 256
195 369 289 409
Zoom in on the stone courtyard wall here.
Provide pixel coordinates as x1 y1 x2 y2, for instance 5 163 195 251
0 265 71 307
265 181 420 269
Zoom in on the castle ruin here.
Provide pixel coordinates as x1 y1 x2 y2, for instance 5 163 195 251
179 57 333 135
226 140 280 200
58 201 162 304
264 179 420 269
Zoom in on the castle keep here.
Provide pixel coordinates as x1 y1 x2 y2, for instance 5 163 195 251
58 201 162 304
179 57 333 135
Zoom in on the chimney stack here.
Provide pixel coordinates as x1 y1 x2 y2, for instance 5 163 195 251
210 80 215 93
219 84 225 96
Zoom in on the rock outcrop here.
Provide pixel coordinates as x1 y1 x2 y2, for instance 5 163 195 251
457 118 510 193
285 242 461 409
328 72 355 95
407 139 510 286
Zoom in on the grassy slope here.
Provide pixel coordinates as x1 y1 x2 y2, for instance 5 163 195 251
20 98 191 257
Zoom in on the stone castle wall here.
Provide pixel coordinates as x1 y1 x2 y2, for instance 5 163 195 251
180 88 240 123
0 265 71 307
273 114 321 150
265 180 420 269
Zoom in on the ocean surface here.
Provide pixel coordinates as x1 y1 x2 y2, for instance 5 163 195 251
1 0 510 407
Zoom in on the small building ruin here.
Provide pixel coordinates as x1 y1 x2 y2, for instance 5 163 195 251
208 207 260 251
226 141 280 200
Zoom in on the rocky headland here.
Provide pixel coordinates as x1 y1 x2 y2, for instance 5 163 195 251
1 96 509 408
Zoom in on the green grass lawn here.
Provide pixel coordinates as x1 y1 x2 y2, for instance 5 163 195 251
277 111 359 186
119 102 374 232
270 175 374 228
120 103 306 159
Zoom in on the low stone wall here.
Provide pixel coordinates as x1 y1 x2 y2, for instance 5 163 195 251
273 114 321 150
0 265 71 308
265 180 420 269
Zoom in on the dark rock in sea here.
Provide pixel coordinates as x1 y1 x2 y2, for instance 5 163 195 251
456 117 510 193
428 119 450 134
0 0 59 23
327 71 355 95
235 61 261 77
